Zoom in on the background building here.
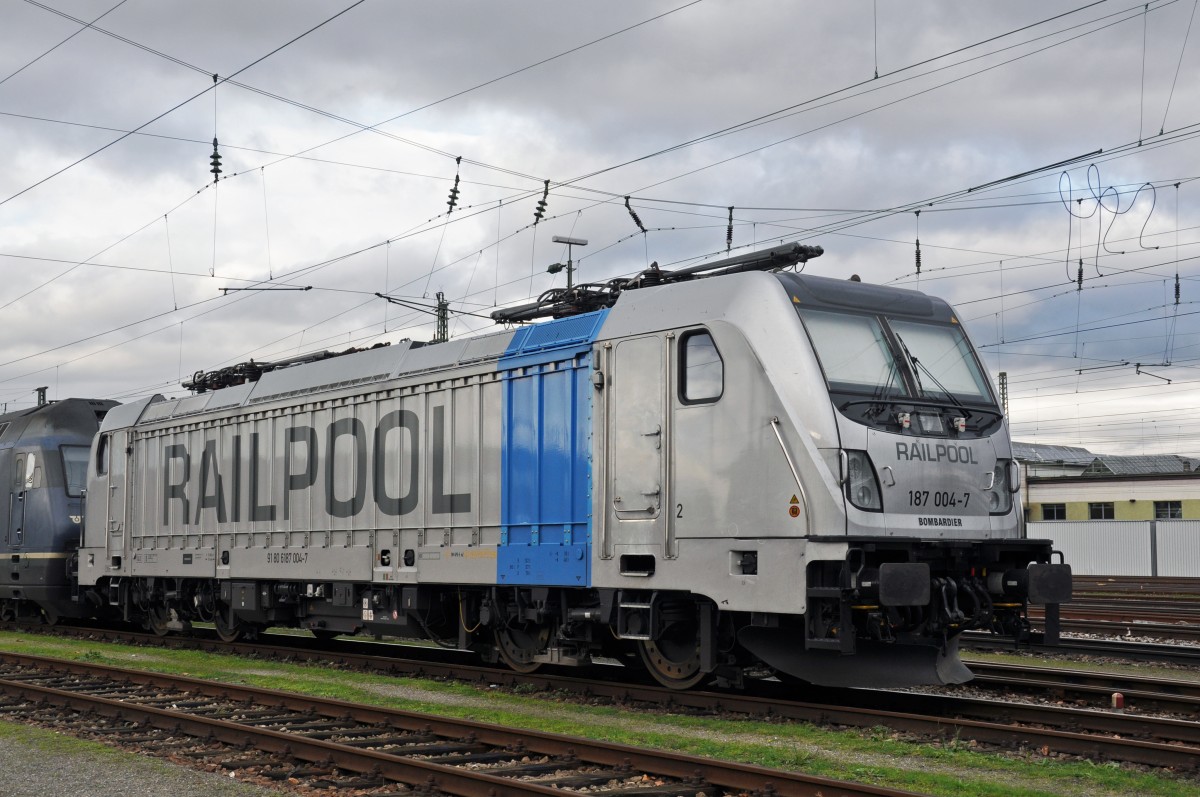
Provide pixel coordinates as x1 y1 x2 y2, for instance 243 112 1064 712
1016 442 1200 522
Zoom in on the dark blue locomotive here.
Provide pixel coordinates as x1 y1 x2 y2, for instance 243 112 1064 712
0 397 117 624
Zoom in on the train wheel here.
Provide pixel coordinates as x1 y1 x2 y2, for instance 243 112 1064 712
638 624 705 690
494 622 549 673
0 602 14 622
144 606 171 636
39 605 60 627
310 629 341 641
213 609 245 643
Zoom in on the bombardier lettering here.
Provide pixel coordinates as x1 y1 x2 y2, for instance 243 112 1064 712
162 405 470 526
918 517 964 527
895 442 979 464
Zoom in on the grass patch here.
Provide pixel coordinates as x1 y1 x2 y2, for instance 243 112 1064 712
0 631 1197 796
0 717 133 760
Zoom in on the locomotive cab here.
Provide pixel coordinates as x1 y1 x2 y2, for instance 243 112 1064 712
732 273 1072 686
0 399 116 624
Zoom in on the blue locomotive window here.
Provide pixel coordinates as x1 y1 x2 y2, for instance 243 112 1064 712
61 446 90 496
680 331 723 403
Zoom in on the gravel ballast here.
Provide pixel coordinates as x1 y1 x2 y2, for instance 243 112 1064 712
0 721 287 797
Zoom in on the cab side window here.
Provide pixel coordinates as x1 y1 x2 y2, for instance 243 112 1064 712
680 330 723 404
96 435 110 476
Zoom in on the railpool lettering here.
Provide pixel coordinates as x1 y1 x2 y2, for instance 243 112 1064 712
163 407 470 525
895 442 979 464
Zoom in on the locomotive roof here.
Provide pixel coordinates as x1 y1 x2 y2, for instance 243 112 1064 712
0 398 117 446
111 260 961 431
776 271 957 322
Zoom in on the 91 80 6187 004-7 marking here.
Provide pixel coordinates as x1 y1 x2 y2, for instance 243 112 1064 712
908 490 970 508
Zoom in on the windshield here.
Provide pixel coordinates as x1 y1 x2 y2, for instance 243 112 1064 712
799 308 994 406
61 446 90 497
889 319 992 403
798 309 905 397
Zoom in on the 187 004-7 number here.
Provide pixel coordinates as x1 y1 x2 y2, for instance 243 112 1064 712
908 490 970 508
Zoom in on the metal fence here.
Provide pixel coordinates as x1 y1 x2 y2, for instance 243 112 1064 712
1027 520 1200 576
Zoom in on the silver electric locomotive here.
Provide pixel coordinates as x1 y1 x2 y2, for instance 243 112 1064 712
77 244 1070 688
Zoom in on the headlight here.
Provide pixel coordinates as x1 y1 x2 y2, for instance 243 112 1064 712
845 450 882 512
986 459 1014 515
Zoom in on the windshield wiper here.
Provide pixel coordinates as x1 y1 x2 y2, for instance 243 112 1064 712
894 333 967 411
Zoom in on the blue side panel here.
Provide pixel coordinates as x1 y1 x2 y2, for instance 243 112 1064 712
497 310 608 586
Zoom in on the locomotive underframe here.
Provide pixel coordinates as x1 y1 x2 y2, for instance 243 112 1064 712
79 532 1068 689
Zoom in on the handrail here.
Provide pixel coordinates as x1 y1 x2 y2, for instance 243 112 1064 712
769 417 812 535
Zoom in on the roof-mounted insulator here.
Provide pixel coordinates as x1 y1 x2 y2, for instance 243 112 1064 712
209 137 222 183
726 206 734 253
625 195 646 233
447 156 462 214
533 179 549 225
914 209 921 276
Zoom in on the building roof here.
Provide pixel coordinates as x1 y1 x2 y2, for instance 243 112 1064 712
1012 441 1096 465
1015 440 1200 478
1083 454 1200 476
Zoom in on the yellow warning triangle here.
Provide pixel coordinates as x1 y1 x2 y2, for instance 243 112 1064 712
789 494 799 504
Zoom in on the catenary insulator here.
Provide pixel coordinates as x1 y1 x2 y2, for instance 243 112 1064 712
625 196 646 233
209 137 222 183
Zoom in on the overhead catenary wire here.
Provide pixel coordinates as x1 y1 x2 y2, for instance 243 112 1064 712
8 3 1200 439
0 0 369 208
0 0 129 88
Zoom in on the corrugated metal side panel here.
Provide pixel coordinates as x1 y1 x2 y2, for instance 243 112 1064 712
1155 520 1200 577
502 309 609 369
497 313 604 587
1027 521 1152 575
498 355 592 586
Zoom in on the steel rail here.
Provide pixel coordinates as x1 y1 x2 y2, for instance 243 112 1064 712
962 632 1200 664
3 626 1199 771
967 661 1200 716
0 651 915 797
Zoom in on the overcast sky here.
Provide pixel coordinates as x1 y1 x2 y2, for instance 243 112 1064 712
2 1 1199 456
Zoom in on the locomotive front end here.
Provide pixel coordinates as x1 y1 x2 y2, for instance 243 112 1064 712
740 273 1071 687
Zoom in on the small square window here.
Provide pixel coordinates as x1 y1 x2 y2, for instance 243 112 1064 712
1041 503 1066 521
1154 500 1182 519
1088 502 1114 520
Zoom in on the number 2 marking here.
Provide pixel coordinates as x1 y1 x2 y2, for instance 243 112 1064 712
676 503 683 518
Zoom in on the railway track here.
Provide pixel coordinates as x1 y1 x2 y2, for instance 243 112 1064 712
966 660 1200 716
1071 576 1200 598
0 650 910 797
3 622 1199 772
962 630 1200 665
